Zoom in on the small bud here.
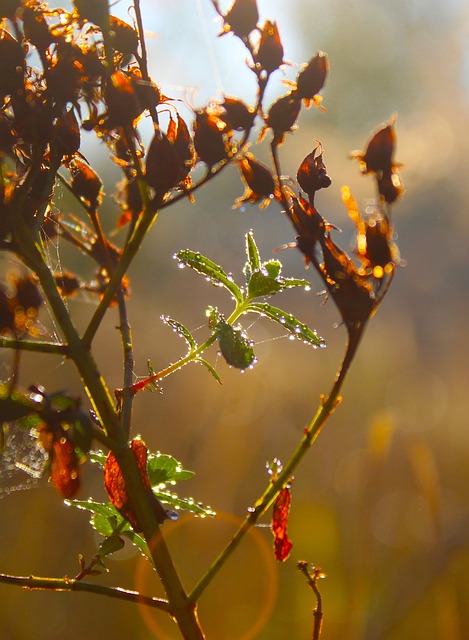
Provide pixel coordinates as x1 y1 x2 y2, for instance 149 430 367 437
295 51 329 107
235 153 276 209
193 109 233 167
254 20 284 75
70 158 103 208
55 272 81 297
0 30 25 96
109 15 139 57
145 132 185 199
217 97 255 132
219 0 259 40
260 92 301 146
297 143 331 201
105 71 143 129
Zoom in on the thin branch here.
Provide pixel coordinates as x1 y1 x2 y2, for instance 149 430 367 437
0 573 170 613
189 327 364 603
0 336 69 355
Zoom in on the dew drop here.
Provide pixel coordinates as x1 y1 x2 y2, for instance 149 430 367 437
177 262 186 269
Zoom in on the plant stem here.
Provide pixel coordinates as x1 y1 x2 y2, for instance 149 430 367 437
10 215 205 639
0 336 69 355
0 573 170 613
189 326 364 603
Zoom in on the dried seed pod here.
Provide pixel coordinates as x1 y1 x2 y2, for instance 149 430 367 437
235 153 276 208
193 109 232 167
219 0 259 39
109 15 139 57
260 92 301 146
254 20 284 75
353 122 395 173
0 30 25 97
22 5 55 56
295 51 329 105
1 0 21 20
217 97 255 132
286 195 328 263
320 234 375 330
145 132 186 199
55 272 81 297
297 143 331 201
350 117 403 203
167 113 195 168
105 71 143 129
14 275 43 312
342 187 398 277
53 108 81 159
70 158 103 208
73 0 109 29
128 70 161 113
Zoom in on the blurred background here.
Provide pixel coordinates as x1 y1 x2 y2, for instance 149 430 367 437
1 0 469 638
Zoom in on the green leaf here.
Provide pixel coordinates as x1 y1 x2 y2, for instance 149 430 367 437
278 277 312 290
120 530 150 557
91 512 116 537
262 259 282 280
215 320 256 369
99 535 125 557
245 231 261 273
89 450 107 467
161 316 197 352
196 358 223 384
155 490 216 517
247 269 282 298
247 302 325 348
175 249 244 304
147 452 195 488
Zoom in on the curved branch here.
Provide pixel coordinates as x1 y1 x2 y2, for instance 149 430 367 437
0 573 170 613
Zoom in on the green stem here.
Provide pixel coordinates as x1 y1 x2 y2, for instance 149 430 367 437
0 573 170 613
10 215 204 639
189 326 364 603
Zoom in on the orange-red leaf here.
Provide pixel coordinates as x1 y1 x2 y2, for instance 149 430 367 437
272 486 293 562
104 439 152 530
50 437 80 499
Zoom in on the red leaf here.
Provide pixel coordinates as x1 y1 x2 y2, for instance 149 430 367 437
104 439 166 531
271 486 293 562
50 437 80 499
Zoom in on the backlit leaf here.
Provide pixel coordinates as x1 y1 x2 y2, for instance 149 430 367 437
247 302 325 347
175 250 243 303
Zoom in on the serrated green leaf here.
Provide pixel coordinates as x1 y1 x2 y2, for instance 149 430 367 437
247 302 325 348
91 512 116 537
247 270 282 298
262 259 282 280
161 316 197 352
196 358 222 384
216 321 256 369
155 490 216 517
147 453 195 487
176 250 243 303
245 231 261 272
67 499 119 519
121 530 150 558
279 277 312 290
98 535 125 557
